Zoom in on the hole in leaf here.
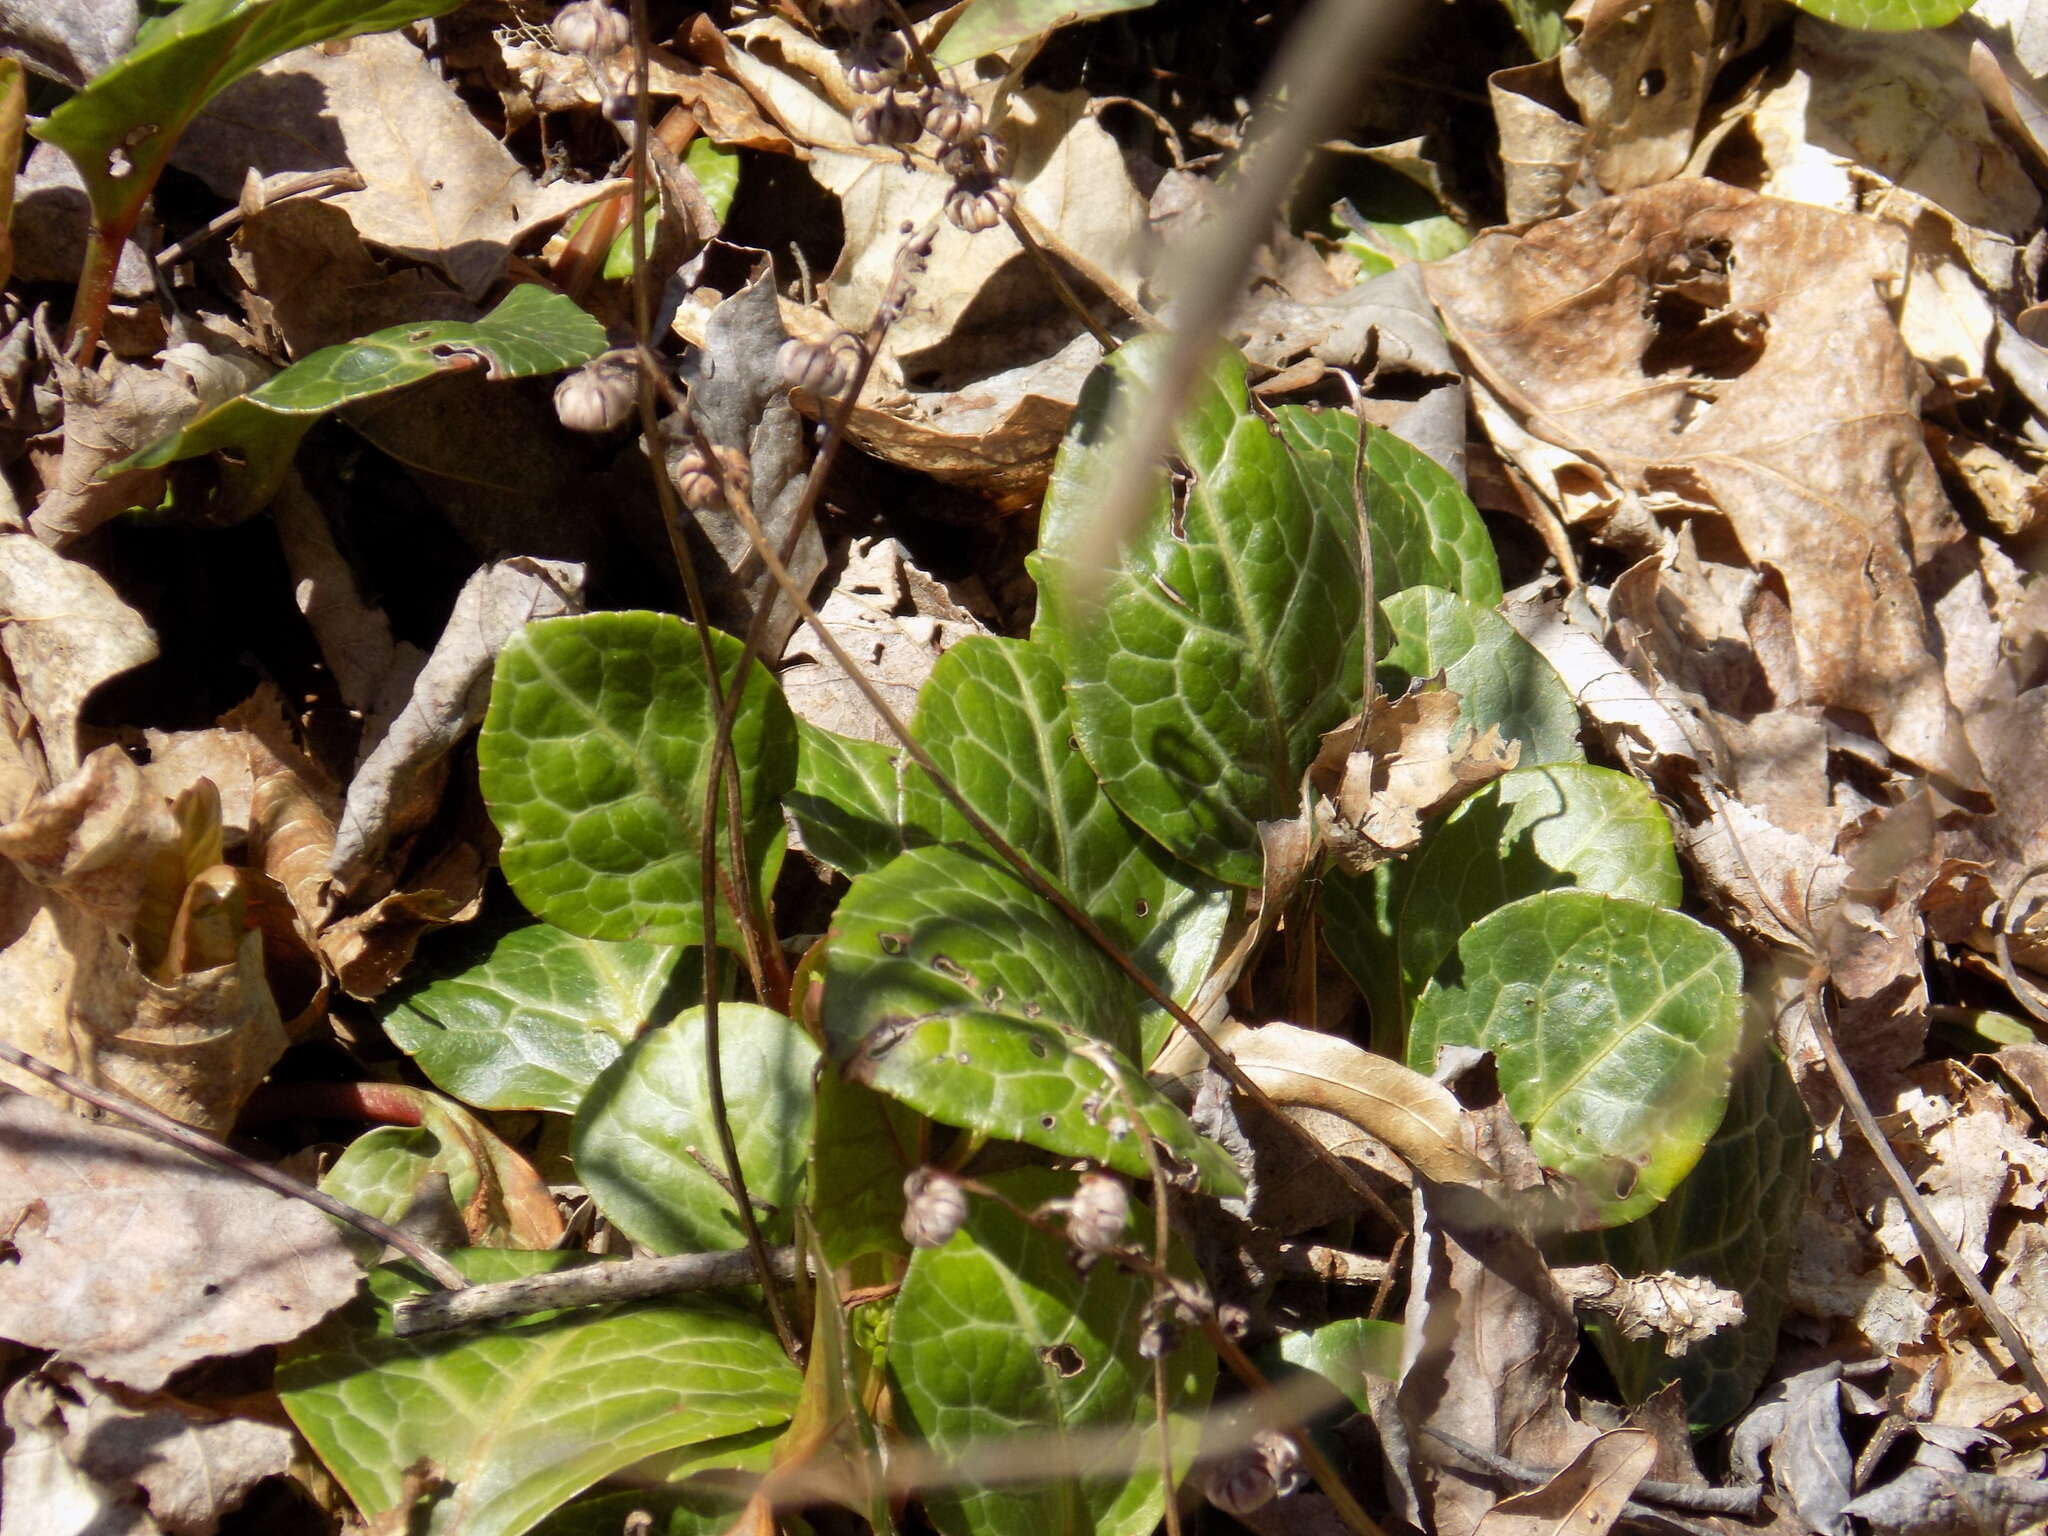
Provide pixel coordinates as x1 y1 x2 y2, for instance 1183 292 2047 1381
1040 1114 1057 1130
1641 292 1766 381
1637 68 1666 98
878 932 908 955
1134 898 1150 918
1028 1038 1049 1059
1041 1343 1086 1377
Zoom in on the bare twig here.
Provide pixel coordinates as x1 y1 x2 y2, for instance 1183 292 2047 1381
0 1039 466 1292
392 1245 806 1336
1992 862 2048 1026
154 169 367 269
1420 1426 1758 1525
1799 969 2048 1411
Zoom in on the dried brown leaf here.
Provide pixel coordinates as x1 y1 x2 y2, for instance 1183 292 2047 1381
0 1090 359 1390
1470 1427 1656 1536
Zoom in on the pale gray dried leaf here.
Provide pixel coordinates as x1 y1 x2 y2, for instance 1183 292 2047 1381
176 31 619 298
1842 1446 2048 1536
1730 1362 1855 1536
9 142 153 292
0 0 134 85
329 557 584 899
0 1090 359 1390
0 1362 293 1536
270 473 413 720
0 533 156 782
778 535 987 741
671 256 819 653
1552 1263 1745 1355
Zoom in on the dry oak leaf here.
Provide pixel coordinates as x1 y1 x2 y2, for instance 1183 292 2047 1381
0 1090 359 1392
1426 180 1985 801
1309 686 1520 874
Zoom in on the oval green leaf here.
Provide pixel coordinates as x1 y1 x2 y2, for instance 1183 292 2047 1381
890 1168 1214 1536
1034 339 1367 886
1788 0 1968 28
1271 410 1502 607
1406 890 1743 1227
279 1250 800 1536
381 924 698 1115
479 613 796 947
573 1004 819 1253
1577 1045 1809 1428
1380 585 1583 766
824 845 1241 1194
933 0 1160 64
788 721 945 881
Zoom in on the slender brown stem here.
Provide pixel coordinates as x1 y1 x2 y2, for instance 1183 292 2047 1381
0 1039 466 1291
1205 1325 1388 1536
68 218 132 361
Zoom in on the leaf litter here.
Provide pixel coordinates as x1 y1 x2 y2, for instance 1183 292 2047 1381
3 0 2048 1532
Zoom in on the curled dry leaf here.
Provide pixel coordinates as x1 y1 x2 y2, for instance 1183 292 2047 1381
176 31 622 299
0 1090 360 1392
1309 685 1521 874
1427 180 1986 803
329 557 585 902
1552 1262 1746 1356
0 1360 294 1536
1468 1427 1657 1536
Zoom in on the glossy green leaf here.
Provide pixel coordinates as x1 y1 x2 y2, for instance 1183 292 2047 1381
823 845 1242 1194
1578 1046 1809 1428
1407 891 1743 1227
1379 585 1583 766
534 1430 777 1535
279 1250 800 1536
810 1069 923 1268
890 1168 1214 1536
914 637 1229 1013
788 721 944 880
573 1004 818 1253
32 0 465 224
1273 1319 1404 1415
1393 764 1680 1011
933 0 1160 64
381 924 698 1115
597 139 743 281
1271 412 1501 607
1787 0 1968 27
1034 339 1366 886
118 286 606 504
478 613 796 947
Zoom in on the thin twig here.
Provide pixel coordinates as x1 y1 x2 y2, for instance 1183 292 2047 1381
625 0 799 1364
392 1245 806 1336
0 1040 466 1292
1420 1426 1759 1524
154 169 367 269
1992 862 2048 1026
1800 969 2048 1410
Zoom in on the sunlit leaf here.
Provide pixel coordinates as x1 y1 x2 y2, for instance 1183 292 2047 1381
1379 585 1583 765
1786 0 1969 28
933 0 1160 65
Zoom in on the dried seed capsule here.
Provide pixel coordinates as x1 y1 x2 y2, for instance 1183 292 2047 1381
553 356 637 433
1065 1172 1129 1255
944 176 1014 234
776 334 857 398
552 0 631 58
1199 1431 1304 1517
852 96 925 148
671 445 724 511
902 1168 968 1249
844 29 907 94
821 0 883 28
921 90 984 150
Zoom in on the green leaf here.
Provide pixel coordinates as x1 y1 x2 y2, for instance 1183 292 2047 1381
810 1069 923 1268
1379 585 1583 766
572 1004 819 1253
1272 1319 1404 1415
1392 764 1680 1012
1034 339 1366 886
535 1430 777 1535
776 1224 892 1530
279 1250 800 1536
478 613 796 947
889 1168 1213 1536
1576 1046 1809 1429
914 637 1229 1011
32 0 466 224
117 286 607 505
597 139 743 281
1499 0 1571 58
1786 0 1969 28
1406 891 1743 1227
381 924 698 1115
1269 414 1501 608
933 0 1160 64
788 721 945 881
1316 863 1404 1054
823 845 1242 1195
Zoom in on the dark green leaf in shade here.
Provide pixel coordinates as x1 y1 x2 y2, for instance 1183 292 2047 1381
573 1004 818 1253
1378 586 1583 766
889 1168 1214 1536
278 1250 800 1536
823 845 1242 1194
478 613 796 948
1407 891 1743 1227
1033 338 1367 886
1576 1045 1810 1428
810 1069 924 1268
1271 411 1502 608
118 286 607 505
532 1431 778 1536
381 924 699 1115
